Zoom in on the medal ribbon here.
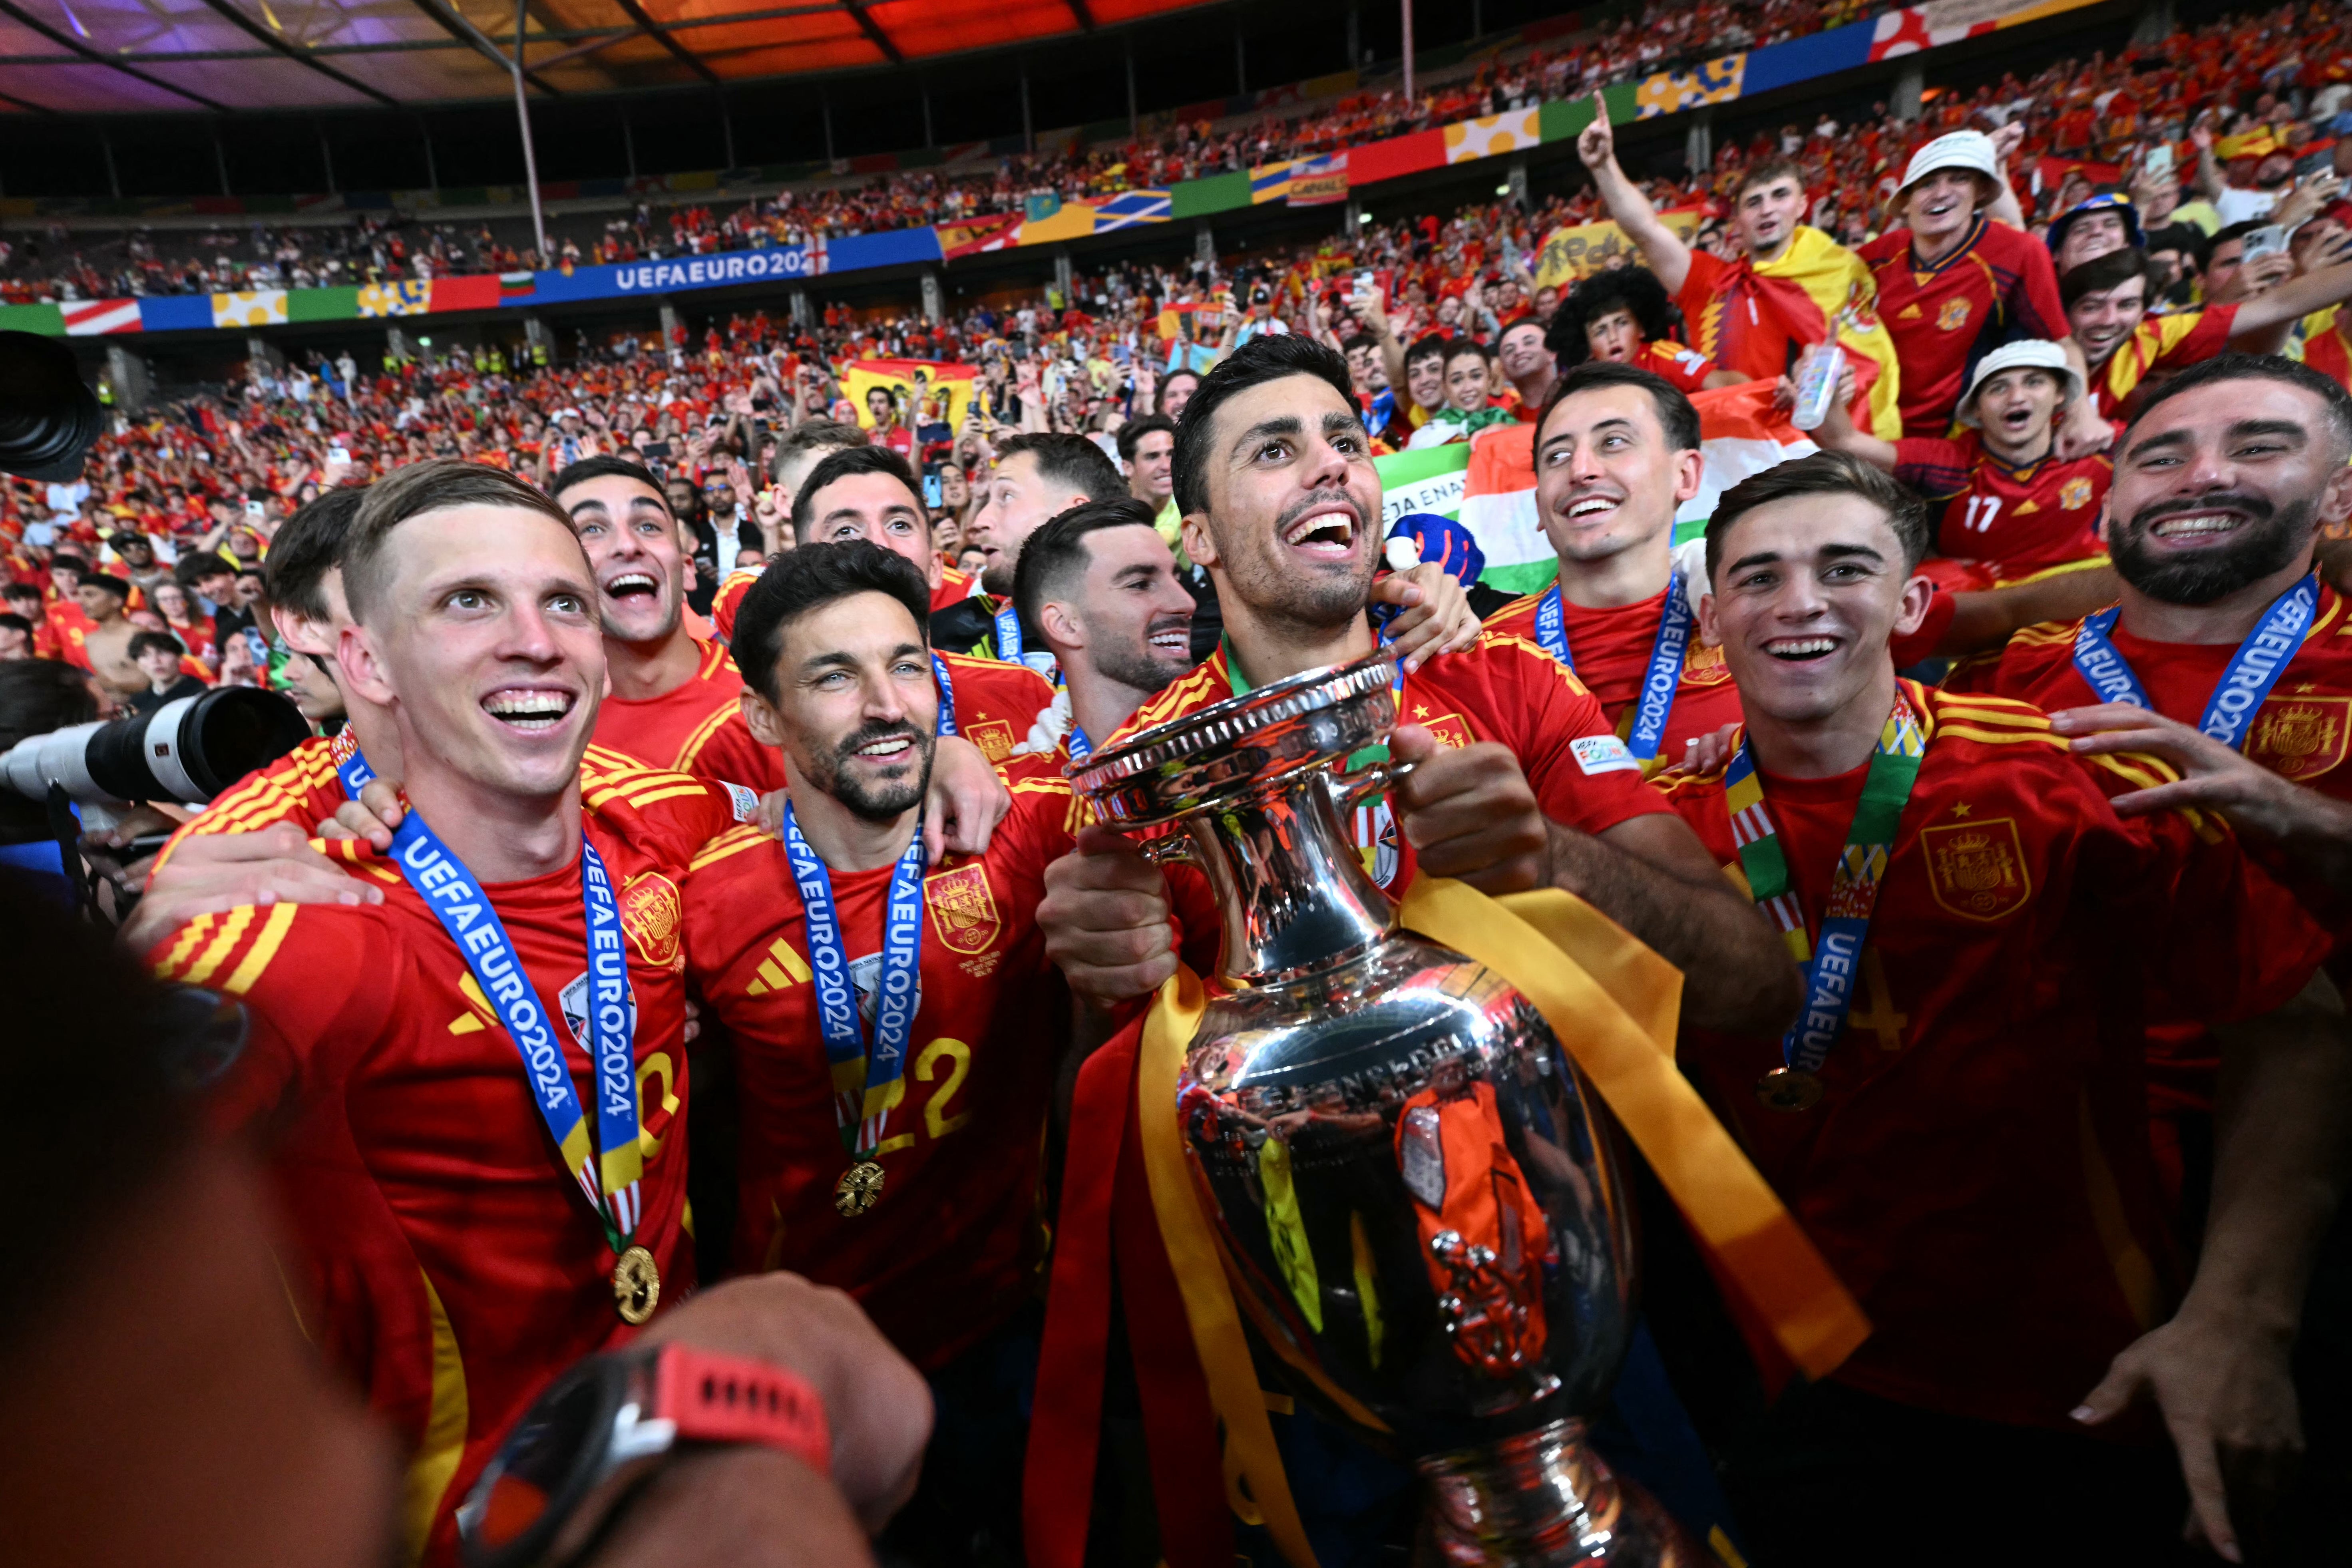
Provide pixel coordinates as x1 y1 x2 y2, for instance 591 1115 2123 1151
2070 573 2318 748
1722 692 1926 1077
336 745 643 1250
993 600 1025 663
930 653 959 738
780 802 926 1156
1531 575 1692 763
1067 721 1092 764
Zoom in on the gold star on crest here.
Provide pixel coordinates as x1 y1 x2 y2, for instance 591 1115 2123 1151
1949 801 1972 818
1412 704 1430 718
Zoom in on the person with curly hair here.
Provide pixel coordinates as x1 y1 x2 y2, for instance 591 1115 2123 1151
1544 265 1748 392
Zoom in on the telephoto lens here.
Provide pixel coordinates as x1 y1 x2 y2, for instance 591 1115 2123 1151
0 687 310 807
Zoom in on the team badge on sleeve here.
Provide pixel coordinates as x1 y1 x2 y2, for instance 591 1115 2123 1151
925 864 1003 956
1921 818 2032 921
1571 734 1642 776
2248 695 2351 782
620 872 685 968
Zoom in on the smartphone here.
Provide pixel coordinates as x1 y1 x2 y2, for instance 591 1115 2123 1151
326 443 350 466
243 499 265 519
2242 223 2290 263
2144 142 2175 179
641 440 673 460
923 471 944 509
1354 269 1375 295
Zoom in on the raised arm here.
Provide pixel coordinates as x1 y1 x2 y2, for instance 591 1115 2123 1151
1804 362 1900 471
2227 250 2352 338
1576 94 1693 295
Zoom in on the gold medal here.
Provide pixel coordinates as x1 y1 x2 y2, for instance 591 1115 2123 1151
611 1244 661 1325
1755 1067 1824 1113
834 1159 886 1216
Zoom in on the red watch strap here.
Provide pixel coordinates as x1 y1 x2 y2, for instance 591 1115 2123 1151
649 1345 832 1477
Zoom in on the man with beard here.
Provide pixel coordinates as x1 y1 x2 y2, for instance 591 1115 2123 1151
681 541 1089 1567
1003 499 1206 772
1023 335 1801 1566
663 474 724 616
1962 354 2352 1235
936 434 1126 666
1481 362 1747 771
1652 448 2348 1565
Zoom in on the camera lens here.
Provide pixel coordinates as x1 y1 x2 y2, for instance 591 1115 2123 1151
79 688 311 806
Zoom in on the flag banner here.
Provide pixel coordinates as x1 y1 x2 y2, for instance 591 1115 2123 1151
1287 153 1350 206
210 291 288 328
61 299 143 336
842 359 978 436
1249 161 1296 203
1443 107 1543 163
1532 211 1702 291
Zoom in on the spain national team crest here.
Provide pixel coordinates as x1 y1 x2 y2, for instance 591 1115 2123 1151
1920 819 2032 922
2249 695 2352 782
1937 296 1971 332
1418 712 1477 750
925 864 1002 955
620 872 684 969
964 719 1017 763
1681 641 1732 687
2058 476 2093 511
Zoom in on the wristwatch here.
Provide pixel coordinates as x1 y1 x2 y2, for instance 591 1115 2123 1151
457 1343 831 1568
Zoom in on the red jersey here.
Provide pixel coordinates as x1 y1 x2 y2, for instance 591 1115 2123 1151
1110 633 1671 895
2089 306 2239 419
1634 336 1721 392
1891 432 2111 587
46 598 93 670
592 638 746 776
687 651 1056 792
1653 685 2326 1429
1482 582 1744 769
933 565 977 612
1679 248 1804 382
149 764 738 1563
682 776 1078 1370
1860 217 2069 438
710 567 761 643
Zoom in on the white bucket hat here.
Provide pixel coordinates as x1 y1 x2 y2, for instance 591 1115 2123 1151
1899 131 2001 197
1956 339 2082 428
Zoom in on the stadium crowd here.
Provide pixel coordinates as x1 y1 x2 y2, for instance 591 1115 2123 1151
11 3 2352 1567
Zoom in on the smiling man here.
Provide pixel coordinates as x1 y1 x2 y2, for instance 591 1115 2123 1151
937 433 1127 664
1483 361 1746 770
2064 247 2352 419
1655 448 2348 1565
682 539 1084 1566
143 459 743 1562
555 456 750 777
1860 131 2107 449
1812 339 2114 591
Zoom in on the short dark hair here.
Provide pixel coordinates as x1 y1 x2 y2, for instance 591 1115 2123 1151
2060 247 2154 310
1116 413 1178 463
1172 334 1361 518
2211 218 2269 249
2 585 37 606
779 419 868 459
1705 450 1933 581
2144 221 2213 270
1538 360 1703 454
1547 268 1679 370
262 487 367 623
1013 497 1166 637
2123 351 2352 463
0 613 33 639
730 539 931 705
0 658 99 753
344 459 575 626
127 630 185 662
1403 333 1451 370
992 432 1124 505
173 553 233 591
76 573 128 602
1339 331 1381 356
550 453 664 502
792 445 921 541
1443 338 1493 367
1737 156 1807 199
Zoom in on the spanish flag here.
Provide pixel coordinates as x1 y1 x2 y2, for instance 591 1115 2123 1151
1690 225 1906 441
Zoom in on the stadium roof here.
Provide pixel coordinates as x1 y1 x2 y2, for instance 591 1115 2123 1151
0 0 1224 114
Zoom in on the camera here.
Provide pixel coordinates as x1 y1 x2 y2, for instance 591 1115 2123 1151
0 329 103 482
0 686 310 813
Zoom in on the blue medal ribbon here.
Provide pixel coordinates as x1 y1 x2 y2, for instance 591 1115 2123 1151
930 653 959 738
1067 721 1091 764
335 745 644 1248
1531 575 1693 762
780 802 926 1157
992 600 1024 663
2070 574 2320 748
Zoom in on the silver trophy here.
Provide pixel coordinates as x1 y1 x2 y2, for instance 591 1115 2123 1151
1073 651 1693 1566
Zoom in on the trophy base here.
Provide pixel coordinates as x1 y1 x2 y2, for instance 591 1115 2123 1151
1417 1417 1698 1567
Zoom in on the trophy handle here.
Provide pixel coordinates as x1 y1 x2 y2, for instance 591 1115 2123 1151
1330 756 1417 814
1140 834 1203 869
